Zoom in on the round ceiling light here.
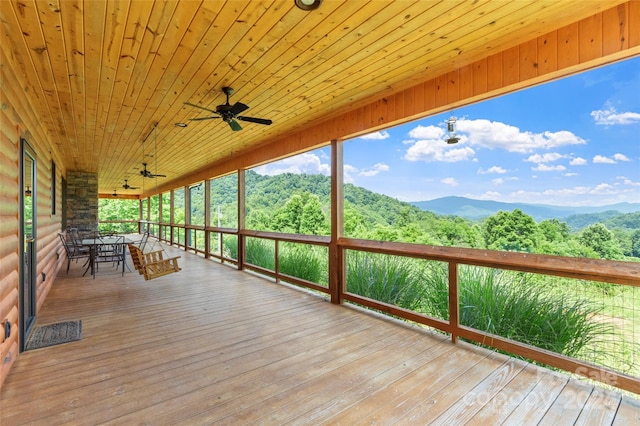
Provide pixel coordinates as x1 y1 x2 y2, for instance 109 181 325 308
294 0 322 11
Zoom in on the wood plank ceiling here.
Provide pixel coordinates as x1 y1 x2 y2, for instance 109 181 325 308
0 0 627 195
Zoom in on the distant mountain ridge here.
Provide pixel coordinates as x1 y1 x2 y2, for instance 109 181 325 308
410 196 640 222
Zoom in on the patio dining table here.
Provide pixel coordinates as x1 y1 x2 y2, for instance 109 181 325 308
80 236 134 278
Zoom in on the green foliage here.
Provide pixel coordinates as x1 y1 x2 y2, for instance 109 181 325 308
420 265 613 359
579 223 624 260
245 238 275 270
346 251 425 311
98 198 139 233
566 210 640 232
483 209 539 252
279 243 326 285
631 230 640 258
539 218 570 242
223 235 238 261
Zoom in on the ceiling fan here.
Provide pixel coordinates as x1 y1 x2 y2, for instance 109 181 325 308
185 87 273 131
122 179 140 190
140 162 166 178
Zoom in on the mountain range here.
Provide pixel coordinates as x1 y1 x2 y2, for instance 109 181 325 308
410 196 640 222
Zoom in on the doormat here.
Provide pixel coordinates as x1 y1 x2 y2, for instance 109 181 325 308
25 320 82 351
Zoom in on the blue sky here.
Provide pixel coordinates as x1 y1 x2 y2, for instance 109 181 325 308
255 56 640 207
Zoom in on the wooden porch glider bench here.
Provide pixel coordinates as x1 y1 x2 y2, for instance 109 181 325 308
128 243 181 280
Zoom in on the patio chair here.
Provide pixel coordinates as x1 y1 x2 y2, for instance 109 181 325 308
94 235 126 274
59 233 91 273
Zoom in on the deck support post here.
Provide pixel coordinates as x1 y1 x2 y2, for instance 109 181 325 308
329 140 344 304
238 169 246 271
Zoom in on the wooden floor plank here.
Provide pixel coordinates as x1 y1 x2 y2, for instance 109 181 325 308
537 379 595 426
1 241 637 425
501 368 570 424
612 395 640 425
575 387 621 426
467 363 544 424
429 358 528 425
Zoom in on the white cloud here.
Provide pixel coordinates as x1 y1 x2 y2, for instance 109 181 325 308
525 153 564 163
503 182 639 206
570 157 588 165
343 164 358 184
618 176 640 187
343 162 390 182
591 102 640 125
613 153 631 162
441 177 459 186
593 155 617 164
359 130 390 140
477 191 502 200
492 178 504 185
254 152 330 176
564 172 579 177
408 125 444 140
358 162 390 177
532 164 566 172
456 119 586 153
403 139 475 163
478 166 507 174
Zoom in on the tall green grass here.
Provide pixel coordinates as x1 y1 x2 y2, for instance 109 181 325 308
421 264 613 359
346 251 425 311
346 251 614 362
222 235 238 260
245 237 275 270
279 243 326 286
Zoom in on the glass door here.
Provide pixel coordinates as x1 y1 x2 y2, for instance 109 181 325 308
20 138 37 351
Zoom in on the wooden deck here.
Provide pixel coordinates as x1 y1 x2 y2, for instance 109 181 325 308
2 243 639 425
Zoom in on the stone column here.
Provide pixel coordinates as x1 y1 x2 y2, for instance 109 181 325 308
66 171 98 233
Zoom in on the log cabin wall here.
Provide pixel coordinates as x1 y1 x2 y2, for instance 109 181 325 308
0 36 66 386
1 2 639 389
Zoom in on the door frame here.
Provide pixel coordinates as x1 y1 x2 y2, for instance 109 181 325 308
19 137 37 351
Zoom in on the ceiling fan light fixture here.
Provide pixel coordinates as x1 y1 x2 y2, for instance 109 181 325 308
294 0 321 11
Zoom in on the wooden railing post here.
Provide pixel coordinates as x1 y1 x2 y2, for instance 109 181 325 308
204 180 211 259
449 262 459 343
238 170 246 271
274 239 280 282
329 140 344 304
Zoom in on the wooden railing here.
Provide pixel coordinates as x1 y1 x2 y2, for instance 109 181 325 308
145 220 640 394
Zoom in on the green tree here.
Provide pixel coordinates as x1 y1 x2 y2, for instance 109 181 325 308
539 218 570 242
483 209 539 252
300 194 326 235
631 230 640 258
272 194 305 233
579 223 624 260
